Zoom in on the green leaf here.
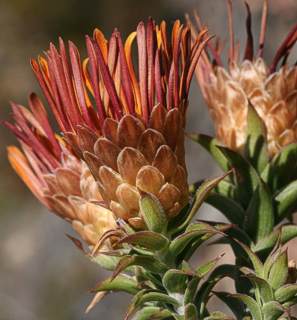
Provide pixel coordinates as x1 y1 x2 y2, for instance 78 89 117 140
262 301 284 320
184 277 200 305
263 248 281 280
218 146 260 200
196 265 239 316
138 291 180 306
204 311 234 320
233 240 263 276
196 253 224 278
283 296 297 308
169 225 218 258
268 250 288 290
112 255 167 279
92 275 139 294
162 269 189 294
244 274 274 303
118 231 169 251
187 133 229 171
245 179 274 242
275 180 297 220
139 193 167 234
214 292 245 319
133 307 172 320
253 225 297 253
232 294 262 320
173 172 232 234
184 303 198 320
215 180 238 200
244 102 269 173
206 192 244 225
91 254 120 271
275 284 297 303
262 143 297 191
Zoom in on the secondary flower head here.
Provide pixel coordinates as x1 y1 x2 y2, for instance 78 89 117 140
188 1 297 156
28 18 208 229
5 94 116 249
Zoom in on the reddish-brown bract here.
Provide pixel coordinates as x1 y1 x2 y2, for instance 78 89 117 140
5 18 208 236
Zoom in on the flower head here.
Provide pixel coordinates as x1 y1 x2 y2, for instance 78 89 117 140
6 18 208 230
5 94 116 248
188 1 297 156
28 19 208 229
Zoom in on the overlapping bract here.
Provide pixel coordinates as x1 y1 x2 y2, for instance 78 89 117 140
5 94 116 248
5 19 209 242
28 19 209 228
188 1 297 156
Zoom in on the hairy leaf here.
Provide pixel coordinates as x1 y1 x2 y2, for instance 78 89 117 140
232 294 262 320
245 179 274 242
275 180 297 220
244 102 269 173
139 193 167 234
118 231 169 251
262 301 284 320
92 275 139 294
275 284 297 303
187 133 229 171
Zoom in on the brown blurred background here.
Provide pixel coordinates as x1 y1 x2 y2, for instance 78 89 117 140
0 0 296 319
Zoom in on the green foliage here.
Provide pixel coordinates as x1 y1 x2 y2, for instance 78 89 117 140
88 105 297 319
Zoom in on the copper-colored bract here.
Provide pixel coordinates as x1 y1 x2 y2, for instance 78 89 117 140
6 18 208 231
5 94 116 249
188 0 297 156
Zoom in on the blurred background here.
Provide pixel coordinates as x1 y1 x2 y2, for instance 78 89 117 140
0 0 296 319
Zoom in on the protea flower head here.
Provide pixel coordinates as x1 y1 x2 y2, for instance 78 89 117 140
27 18 209 230
5 94 117 249
187 0 297 156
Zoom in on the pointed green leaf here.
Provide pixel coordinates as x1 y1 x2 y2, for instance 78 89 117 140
206 192 244 225
91 254 120 271
283 296 297 308
169 224 218 258
205 311 234 320
215 180 237 199
253 224 297 253
138 292 180 307
187 133 229 171
233 240 263 276
262 143 297 191
139 193 167 234
125 289 148 320
214 292 245 319
118 231 169 251
275 180 297 220
133 307 172 320
232 294 262 320
263 247 281 280
196 265 239 316
196 254 224 278
92 275 139 294
268 250 288 290
162 269 189 294
244 102 269 173
112 255 167 280
184 277 200 305
245 179 274 242
218 146 260 200
275 284 297 303
173 172 232 234
262 301 284 320
244 274 274 303
185 303 198 320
